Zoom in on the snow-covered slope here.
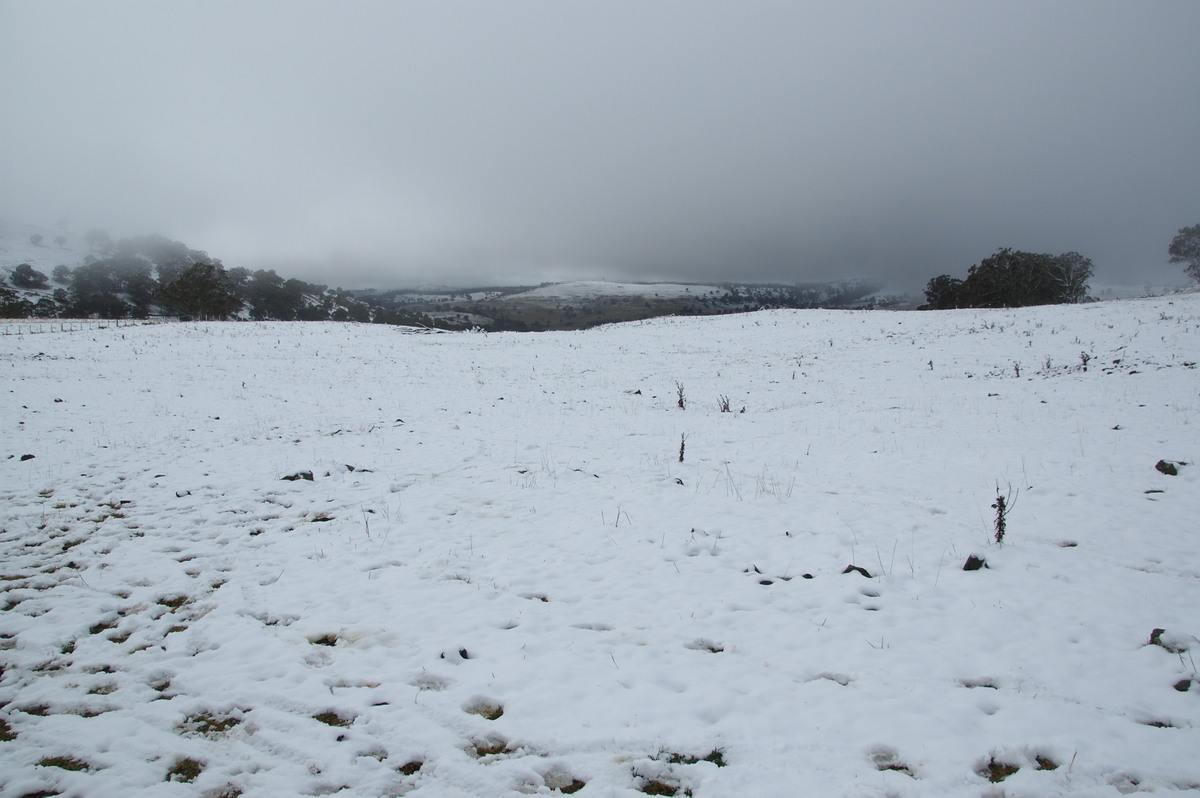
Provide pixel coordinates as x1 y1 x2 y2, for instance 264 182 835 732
0 218 84 278
2 297 1199 796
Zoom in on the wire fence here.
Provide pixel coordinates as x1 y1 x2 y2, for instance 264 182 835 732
0 317 176 336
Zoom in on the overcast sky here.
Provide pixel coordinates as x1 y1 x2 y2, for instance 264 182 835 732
2 1 1198 291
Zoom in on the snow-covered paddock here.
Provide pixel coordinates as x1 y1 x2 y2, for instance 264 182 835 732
2 296 1198 797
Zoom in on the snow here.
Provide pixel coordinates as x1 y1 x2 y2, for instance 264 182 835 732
0 218 81 277
2 296 1199 797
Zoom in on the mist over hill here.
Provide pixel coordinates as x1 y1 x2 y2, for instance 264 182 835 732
6 218 1193 332
1 220 909 330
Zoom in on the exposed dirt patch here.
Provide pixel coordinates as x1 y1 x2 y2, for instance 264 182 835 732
637 779 690 796
469 736 511 758
979 757 1019 783
313 711 354 727
157 595 190 611
179 711 242 737
37 755 90 772
463 698 504 720
166 757 203 783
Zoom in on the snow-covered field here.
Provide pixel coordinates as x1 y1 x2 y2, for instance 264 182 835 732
2 296 1198 797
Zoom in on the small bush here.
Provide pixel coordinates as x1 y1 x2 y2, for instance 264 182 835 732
992 487 1016 545
11 263 50 289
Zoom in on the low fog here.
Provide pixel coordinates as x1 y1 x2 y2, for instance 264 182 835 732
2 1 1198 291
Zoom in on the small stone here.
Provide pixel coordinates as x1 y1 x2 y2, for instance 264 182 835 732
842 565 872 578
282 470 314 481
19 454 35 461
1155 460 1179 476
963 555 988 571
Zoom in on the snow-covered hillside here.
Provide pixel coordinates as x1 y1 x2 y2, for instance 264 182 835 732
504 281 725 302
2 297 1199 796
0 218 84 277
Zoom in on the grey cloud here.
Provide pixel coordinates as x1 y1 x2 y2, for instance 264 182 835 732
2 1 1197 292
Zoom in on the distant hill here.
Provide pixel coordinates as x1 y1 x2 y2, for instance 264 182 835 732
0 219 411 325
8 217 1185 329
353 279 909 331
3 219 908 328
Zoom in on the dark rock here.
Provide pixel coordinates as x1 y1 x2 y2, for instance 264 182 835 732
282 471 314 481
19 454 35 461
1173 678 1192 692
963 555 988 571
842 565 872 578
1149 628 1189 653
1155 460 1180 476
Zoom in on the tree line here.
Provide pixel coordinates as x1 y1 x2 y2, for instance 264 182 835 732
0 233 440 326
7 224 1200 321
921 249 1094 310
921 224 1200 311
